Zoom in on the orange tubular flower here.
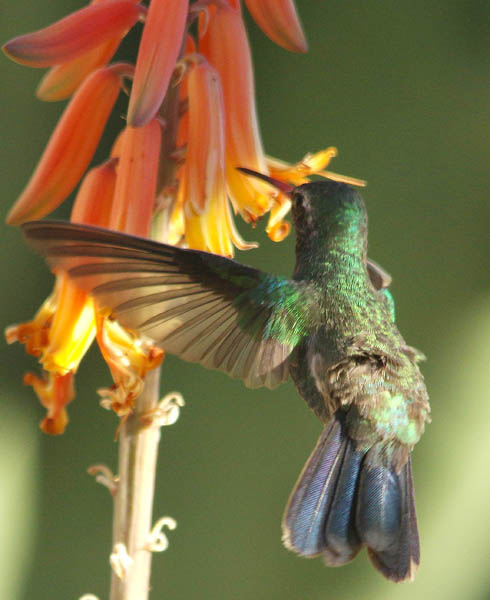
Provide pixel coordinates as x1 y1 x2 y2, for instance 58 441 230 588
127 0 189 127
2 0 143 68
199 4 272 222
244 0 307 53
182 60 225 215
110 119 162 237
36 39 122 102
42 160 118 378
180 60 255 255
36 0 141 102
6 65 125 225
6 159 118 433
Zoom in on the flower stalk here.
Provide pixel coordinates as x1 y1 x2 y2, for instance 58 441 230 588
108 62 184 598
110 367 162 600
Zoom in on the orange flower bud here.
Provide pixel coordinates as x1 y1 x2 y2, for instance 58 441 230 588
36 40 120 102
70 158 118 226
127 0 189 127
36 0 141 101
244 0 307 53
3 0 143 68
6 65 124 225
110 119 162 237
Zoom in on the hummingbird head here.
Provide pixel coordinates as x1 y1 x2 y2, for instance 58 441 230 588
237 168 367 243
291 180 367 239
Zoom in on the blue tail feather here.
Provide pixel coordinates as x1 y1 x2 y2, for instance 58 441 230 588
282 417 343 556
282 411 420 582
323 438 362 565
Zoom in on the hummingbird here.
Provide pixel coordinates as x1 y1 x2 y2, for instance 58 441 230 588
22 173 430 582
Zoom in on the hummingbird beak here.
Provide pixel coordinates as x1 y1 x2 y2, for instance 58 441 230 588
237 167 294 197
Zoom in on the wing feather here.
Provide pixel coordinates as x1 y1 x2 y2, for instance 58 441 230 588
23 221 320 389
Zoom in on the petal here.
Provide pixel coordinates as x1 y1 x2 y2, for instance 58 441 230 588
41 274 96 375
183 60 226 214
267 149 367 187
185 184 258 256
24 371 74 435
267 148 338 185
266 195 292 242
244 0 307 53
110 119 162 236
127 0 189 127
70 158 118 226
6 65 123 225
199 4 272 219
36 38 121 102
96 313 164 416
39 159 119 374
36 0 142 101
178 59 258 255
3 0 143 68
5 289 57 357
184 176 231 256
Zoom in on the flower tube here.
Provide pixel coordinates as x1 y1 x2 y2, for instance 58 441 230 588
199 4 272 221
3 0 143 67
6 65 125 225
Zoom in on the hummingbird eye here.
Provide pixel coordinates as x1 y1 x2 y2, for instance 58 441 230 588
293 192 306 207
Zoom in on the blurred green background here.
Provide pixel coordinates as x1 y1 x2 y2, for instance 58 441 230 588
1 2 489 599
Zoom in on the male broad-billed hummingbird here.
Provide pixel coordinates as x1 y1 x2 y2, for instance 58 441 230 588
23 174 430 582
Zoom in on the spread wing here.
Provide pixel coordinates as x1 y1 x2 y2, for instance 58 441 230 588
23 221 320 389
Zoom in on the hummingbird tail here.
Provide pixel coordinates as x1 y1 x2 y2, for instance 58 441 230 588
282 412 420 582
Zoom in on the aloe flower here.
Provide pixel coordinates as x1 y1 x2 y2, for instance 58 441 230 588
3 1 362 597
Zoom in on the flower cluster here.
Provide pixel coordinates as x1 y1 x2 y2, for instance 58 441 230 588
4 0 360 433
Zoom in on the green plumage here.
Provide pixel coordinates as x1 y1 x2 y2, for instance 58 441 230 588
22 179 430 582
287 182 429 466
